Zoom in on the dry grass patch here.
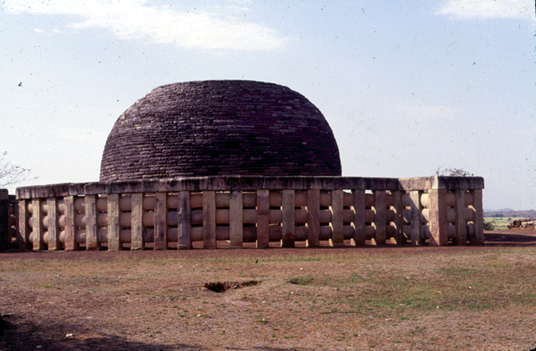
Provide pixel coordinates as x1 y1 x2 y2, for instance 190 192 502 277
1 247 536 350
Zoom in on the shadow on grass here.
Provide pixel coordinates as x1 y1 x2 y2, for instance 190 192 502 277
0 315 315 351
252 348 306 351
0 316 204 351
484 232 536 246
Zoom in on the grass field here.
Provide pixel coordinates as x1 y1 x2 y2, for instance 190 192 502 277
484 217 511 230
1 244 536 350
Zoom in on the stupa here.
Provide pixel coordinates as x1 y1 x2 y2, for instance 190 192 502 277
100 80 341 181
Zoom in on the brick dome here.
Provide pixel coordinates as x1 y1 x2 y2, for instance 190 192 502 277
99 80 341 181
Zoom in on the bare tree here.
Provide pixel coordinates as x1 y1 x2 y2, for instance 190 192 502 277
0 152 34 187
434 166 473 177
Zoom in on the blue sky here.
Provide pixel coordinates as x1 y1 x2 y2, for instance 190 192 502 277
0 0 534 210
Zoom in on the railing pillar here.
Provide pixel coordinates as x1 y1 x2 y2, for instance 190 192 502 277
47 198 59 250
63 196 78 251
392 191 404 244
428 189 448 246
256 190 269 248
18 200 31 250
306 189 320 247
85 195 99 250
107 194 121 251
352 190 366 246
154 192 168 250
0 189 8 250
229 190 243 249
281 190 295 248
32 199 44 250
372 191 386 245
330 189 344 246
471 189 484 245
9 198 19 248
203 191 216 249
410 191 424 245
177 191 191 250
454 190 466 245
131 193 144 250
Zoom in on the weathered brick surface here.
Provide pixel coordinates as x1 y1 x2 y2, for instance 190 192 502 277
100 80 342 181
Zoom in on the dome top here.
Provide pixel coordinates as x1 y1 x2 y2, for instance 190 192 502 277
100 80 341 181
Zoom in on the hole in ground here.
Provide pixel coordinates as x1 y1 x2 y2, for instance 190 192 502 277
204 280 260 293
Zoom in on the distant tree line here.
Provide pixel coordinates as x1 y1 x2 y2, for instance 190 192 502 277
434 167 474 177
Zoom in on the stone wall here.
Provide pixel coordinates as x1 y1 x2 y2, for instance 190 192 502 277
6 176 484 251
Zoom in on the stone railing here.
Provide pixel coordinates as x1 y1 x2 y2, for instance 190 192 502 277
5 176 484 251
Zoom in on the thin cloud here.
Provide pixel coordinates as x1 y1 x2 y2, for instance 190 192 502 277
435 0 534 20
3 0 287 51
395 104 458 121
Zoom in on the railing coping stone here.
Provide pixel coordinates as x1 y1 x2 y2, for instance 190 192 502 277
398 177 485 191
15 176 484 199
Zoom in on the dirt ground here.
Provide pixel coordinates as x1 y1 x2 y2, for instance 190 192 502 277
1 230 536 351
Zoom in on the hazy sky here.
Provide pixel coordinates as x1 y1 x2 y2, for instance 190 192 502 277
1 0 534 210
